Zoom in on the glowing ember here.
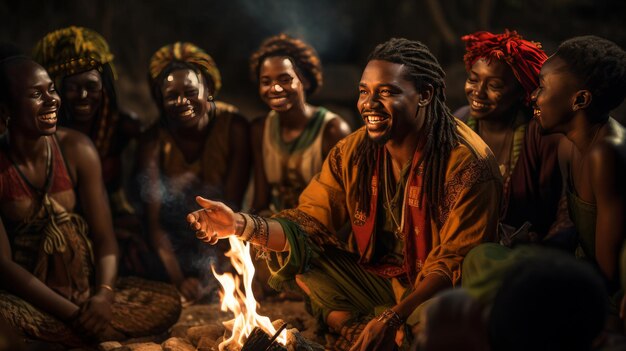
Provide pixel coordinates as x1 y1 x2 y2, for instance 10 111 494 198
212 236 287 350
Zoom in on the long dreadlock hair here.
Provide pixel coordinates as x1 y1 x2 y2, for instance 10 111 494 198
355 38 459 220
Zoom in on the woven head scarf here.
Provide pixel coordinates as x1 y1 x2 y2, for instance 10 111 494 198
32 26 118 158
149 42 221 96
462 30 548 105
33 26 115 83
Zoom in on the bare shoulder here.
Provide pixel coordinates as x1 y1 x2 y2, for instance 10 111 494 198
590 120 626 164
587 122 626 188
605 118 626 160
323 111 351 144
55 128 100 173
56 127 97 152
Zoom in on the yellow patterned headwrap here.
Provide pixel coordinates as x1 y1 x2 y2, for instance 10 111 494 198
32 26 115 80
149 42 222 95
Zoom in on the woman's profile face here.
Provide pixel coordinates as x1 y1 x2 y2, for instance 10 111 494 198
464 58 523 121
4 60 60 136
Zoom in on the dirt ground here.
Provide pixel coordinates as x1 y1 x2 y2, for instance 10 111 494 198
29 298 321 351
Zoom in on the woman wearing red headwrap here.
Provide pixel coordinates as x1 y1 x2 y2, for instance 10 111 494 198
456 30 570 243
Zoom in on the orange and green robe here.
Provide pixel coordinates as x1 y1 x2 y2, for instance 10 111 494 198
264 121 502 332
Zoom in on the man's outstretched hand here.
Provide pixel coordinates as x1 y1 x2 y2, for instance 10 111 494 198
186 196 238 245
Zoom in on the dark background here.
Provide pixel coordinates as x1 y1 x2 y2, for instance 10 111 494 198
2 0 626 128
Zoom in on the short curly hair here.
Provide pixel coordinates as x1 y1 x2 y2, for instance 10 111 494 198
249 33 322 96
555 36 626 116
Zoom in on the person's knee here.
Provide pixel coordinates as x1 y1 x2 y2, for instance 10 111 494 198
326 310 352 331
295 274 311 295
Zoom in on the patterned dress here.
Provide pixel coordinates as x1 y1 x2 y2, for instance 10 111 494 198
0 135 180 347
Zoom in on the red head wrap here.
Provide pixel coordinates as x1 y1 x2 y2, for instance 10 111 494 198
462 30 548 105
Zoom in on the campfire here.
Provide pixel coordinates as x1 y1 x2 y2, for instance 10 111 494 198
212 236 288 351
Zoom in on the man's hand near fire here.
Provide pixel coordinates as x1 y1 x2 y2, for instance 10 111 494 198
187 196 237 244
186 196 288 251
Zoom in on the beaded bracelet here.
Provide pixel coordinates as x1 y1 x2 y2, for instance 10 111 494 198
377 309 404 330
236 213 270 247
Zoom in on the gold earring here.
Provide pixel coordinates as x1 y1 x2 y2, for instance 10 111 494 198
208 95 214 101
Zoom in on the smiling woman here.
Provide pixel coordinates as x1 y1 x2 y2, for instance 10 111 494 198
32 26 147 277
0 57 180 347
248 34 351 215
456 30 565 241
137 42 251 303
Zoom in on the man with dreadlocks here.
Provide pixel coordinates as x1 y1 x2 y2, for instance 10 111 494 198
456 30 566 244
187 38 501 350
32 26 145 276
138 42 250 303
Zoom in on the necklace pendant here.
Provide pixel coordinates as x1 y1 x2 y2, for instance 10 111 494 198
499 163 507 176
394 227 404 240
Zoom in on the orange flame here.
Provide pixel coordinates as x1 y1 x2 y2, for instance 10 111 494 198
212 236 287 350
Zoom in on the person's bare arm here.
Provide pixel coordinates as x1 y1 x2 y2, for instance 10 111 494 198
136 130 189 295
590 142 626 284
223 114 251 212
63 130 118 293
349 274 450 351
60 129 117 333
0 217 79 321
187 197 287 251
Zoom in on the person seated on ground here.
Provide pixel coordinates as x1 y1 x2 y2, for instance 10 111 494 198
531 35 626 327
0 57 180 348
249 34 351 215
411 289 488 351
32 26 146 276
489 248 607 351
187 38 501 351
138 42 250 303
457 30 565 244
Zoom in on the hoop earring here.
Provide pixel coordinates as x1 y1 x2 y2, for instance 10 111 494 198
208 96 216 121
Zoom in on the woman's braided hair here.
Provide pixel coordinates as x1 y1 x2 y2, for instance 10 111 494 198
355 38 459 219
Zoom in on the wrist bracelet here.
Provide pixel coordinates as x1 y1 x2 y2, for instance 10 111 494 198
99 284 115 293
377 309 404 330
234 212 247 237
236 213 270 247
238 213 256 241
